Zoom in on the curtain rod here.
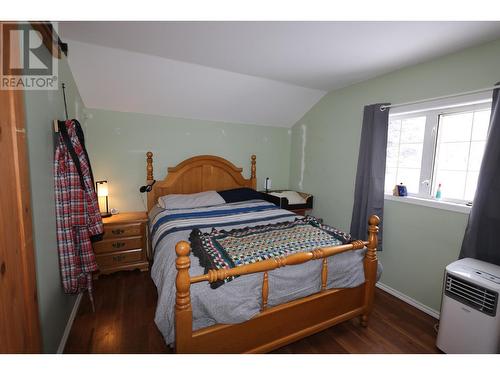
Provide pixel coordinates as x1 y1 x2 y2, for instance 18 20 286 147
380 84 500 111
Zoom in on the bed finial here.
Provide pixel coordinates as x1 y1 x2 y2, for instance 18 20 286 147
251 154 256 180
146 151 154 182
368 215 380 227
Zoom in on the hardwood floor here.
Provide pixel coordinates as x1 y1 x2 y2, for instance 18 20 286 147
64 270 441 354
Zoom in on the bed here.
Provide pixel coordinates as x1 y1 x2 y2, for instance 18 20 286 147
145 152 380 353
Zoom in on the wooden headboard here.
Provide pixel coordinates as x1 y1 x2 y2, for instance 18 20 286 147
145 152 257 210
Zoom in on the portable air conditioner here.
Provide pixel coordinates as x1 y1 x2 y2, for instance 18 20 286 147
436 258 500 353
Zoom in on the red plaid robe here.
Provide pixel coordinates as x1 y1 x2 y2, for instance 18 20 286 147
54 120 103 297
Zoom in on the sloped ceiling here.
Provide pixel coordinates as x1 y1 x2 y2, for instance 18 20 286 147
64 40 325 127
60 21 500 128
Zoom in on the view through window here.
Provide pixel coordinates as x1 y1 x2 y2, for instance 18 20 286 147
385 103 491 203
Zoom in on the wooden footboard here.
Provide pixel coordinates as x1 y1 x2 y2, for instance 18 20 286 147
174 215 380 353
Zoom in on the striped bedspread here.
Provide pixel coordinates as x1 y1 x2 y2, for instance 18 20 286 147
150 199 297 256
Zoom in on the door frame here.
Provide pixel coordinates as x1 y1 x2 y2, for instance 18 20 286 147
0 21 42 353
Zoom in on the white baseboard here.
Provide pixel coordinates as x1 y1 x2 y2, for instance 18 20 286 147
376 282 440 320
57 293 82 354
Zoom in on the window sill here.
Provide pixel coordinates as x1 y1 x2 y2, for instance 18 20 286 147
384 194 471 214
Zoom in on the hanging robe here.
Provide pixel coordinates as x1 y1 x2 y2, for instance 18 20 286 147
54 119 103 297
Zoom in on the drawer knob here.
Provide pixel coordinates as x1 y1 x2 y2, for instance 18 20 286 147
112 242 125 249
113 255 125 262
112 229 125 235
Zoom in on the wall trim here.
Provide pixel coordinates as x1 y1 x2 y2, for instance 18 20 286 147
376 282 440 320
56 293 82 354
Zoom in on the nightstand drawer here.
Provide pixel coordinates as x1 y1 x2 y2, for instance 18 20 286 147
96 249 144 268
94 212 149 277
93 236 143 254
103 223 142 239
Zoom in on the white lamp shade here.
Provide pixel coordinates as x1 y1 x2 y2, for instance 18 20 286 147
97 182 109 197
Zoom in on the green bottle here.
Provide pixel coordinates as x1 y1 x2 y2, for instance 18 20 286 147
436 183 442 199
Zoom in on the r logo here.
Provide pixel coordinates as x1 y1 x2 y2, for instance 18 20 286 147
1 22 58 90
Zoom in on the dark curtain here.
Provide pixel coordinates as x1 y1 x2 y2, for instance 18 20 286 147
460 83 500 265
350 103 390 249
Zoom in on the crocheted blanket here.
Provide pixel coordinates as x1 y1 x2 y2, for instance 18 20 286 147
189 216 352 288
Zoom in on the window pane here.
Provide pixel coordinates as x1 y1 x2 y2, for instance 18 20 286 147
468 141 486 172
396 168 420 194
386 145 399 168
398 143 423 168
464 172 479 202
433 170 466 200
385 167 397 193
472 110 490 141
400 117 426 143
388 120 401 147
439 112 473 142
385 116 425 195
435 142 469 171
433 108 490 202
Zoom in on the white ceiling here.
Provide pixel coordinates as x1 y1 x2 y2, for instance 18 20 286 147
59 21 500 127
64 40 325 127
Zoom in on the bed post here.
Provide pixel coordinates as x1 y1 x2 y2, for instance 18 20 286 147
361 214 379 327
175 241 193 353
250 154 256 189
146 151 154 210
146 151 154 182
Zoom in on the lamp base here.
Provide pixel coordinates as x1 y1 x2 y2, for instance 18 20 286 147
100 212 112 218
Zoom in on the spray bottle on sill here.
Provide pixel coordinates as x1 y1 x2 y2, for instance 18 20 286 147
436 183 442 200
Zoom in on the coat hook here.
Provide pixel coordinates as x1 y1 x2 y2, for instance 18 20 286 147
62 82 68 120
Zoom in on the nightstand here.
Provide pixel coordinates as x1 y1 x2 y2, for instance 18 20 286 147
260 190 313 216
93 212 149 277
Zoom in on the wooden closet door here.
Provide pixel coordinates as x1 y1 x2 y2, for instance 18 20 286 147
0 23 41 353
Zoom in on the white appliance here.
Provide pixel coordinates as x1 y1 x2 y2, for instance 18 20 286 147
437 258 500 353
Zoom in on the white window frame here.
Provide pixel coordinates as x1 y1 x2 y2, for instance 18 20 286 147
385 92 492 210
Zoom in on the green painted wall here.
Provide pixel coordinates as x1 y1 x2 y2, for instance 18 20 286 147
289 38 500 312
24 52 86 352
381 201 468 310
84 110 291 212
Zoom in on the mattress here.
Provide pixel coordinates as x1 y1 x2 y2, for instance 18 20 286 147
149 199 382 345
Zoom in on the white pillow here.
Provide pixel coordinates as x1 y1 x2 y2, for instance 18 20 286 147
269 191 306 205
158 191 225 209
